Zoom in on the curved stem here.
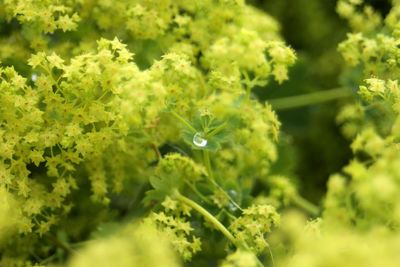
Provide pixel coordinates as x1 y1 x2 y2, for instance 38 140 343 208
175 193 264 266
175 192 240 247
268 87 353 110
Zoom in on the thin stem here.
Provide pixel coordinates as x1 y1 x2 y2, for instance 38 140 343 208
202 150 243 211
50 235 75 255
207 122 227 138
223 209 238 220
267 245 275 267
268 87 353 110
151 143 161 161
171 110 197 132
175 193 265 266
97 90 109 102
175 192 240 247
203 150 214 181
291 194 320 216
184 180 212 205
39 253 58 265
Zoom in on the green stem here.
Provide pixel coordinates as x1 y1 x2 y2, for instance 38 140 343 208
207 122 228 138
223 209 238 220
49 235 75 255
151 143 162 160
171 110 197 132
185 180 212 205
291 194 320 216
39 253 58 265
97 90 109 101
268 87 352 110
202 150 243 211
175 193 265 267
267 245 275 267
203 150 214 181
175 192 240 247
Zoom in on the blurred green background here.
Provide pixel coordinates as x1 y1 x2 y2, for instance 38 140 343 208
250 0 391 203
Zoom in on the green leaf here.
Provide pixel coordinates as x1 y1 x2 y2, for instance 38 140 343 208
144 153 206 204
178 111 239 152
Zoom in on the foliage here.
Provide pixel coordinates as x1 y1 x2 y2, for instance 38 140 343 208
1 0 400 266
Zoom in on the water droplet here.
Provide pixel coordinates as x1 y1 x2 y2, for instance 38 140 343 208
193 132 208 148
227 190 239 212
228 189 238 198
228 202 238 212
31 73 37 82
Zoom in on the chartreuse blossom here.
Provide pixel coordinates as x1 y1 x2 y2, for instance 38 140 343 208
0 0 299 266
3 0 400 266
68 223 181 267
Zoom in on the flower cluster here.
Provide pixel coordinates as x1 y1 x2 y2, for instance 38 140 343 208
0 0 299 266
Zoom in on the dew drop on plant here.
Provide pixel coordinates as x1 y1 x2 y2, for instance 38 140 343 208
227 190 239 212
31 73 37 82
228 202 238 212
228 189 237 198
193 132 208 148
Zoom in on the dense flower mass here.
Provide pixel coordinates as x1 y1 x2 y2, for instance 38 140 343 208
1 0 400 266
